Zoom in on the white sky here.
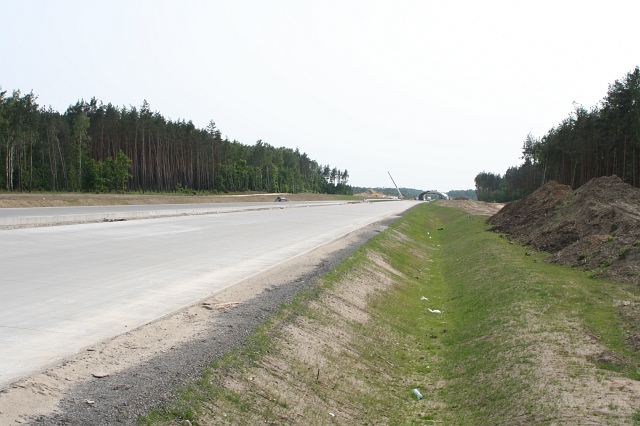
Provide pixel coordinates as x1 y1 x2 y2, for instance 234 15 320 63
3 1 639 191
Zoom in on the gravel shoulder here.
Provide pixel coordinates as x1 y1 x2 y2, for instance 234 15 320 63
0 214 398 425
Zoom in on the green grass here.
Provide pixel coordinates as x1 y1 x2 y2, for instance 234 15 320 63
138 203 640 425
429 204 640 424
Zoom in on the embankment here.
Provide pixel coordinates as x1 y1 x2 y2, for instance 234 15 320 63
119 203 640 424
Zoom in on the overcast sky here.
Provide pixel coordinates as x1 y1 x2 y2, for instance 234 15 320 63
3 1 639 191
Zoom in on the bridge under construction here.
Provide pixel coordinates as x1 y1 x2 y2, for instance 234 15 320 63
417 190 449 201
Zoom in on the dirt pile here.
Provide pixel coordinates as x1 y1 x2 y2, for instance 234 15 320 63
439 199 504 216
488 176 640 283
355 189 388 197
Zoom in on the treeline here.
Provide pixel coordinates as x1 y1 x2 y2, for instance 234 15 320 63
475 66 640 202
0 92 352 194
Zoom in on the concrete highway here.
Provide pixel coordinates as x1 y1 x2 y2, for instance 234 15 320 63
0 200 344 227
0 200 416 387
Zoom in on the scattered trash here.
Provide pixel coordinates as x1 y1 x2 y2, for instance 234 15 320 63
85 399 95 405
437 227 444 231
428 308 441 314
421 296 429 300
92 372 109 378
329 412 336 417
412 388 423 400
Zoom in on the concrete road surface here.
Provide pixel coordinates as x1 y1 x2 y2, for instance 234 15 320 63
0 200 344 227
0 200 416 387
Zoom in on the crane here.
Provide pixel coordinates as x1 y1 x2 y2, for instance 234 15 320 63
387 171 403 199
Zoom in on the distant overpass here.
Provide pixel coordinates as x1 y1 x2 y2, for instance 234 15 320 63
417 190 450 201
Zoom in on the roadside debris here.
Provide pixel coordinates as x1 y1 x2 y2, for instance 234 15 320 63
412 388 423 400
202 301 240 310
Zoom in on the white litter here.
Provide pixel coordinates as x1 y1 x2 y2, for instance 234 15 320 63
428 308 441 314
421 296 429 300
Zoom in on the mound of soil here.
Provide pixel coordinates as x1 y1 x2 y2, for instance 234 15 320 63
488 176 640 283
356 189 388 197
439 200 504 216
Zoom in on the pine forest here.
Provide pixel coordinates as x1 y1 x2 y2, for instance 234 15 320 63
476 66 640 202
0 94 351 195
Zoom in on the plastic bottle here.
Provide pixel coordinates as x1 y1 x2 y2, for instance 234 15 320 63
412 388 423 400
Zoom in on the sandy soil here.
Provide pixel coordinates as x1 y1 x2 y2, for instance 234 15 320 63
438 199 504 216
211 247 413 425
0 211 397 425
354 189 389 198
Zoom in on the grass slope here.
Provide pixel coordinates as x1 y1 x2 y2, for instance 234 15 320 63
140 203 640 425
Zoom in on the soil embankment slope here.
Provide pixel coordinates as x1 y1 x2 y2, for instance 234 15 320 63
488 175 640 283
